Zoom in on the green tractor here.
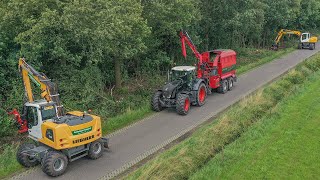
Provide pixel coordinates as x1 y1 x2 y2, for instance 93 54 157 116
151 66 208 115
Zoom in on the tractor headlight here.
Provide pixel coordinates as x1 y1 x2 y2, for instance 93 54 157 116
46 129 54 142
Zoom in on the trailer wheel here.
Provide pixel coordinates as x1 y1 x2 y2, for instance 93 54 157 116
217 79 228 94
88 141 103 159
151 91 163 112
176 94 190 115
196 83 207 106
16 143 39 167
228 77 234 91
41 151 68 177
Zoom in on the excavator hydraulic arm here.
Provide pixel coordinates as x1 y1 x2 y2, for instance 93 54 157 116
272 29 301 50
18 58 64 116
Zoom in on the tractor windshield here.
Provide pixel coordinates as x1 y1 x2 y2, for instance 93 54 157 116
41 105 56 121
171 70 193 82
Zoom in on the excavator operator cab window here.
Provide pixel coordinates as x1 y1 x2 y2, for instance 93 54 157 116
41 105 56 121
26 106 39 128
301 33 309 41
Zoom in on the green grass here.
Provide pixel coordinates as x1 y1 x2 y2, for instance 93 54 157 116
0 144 21 179
190 70 320 179
102 105 152 135
0 47 296 179
125 52 320 179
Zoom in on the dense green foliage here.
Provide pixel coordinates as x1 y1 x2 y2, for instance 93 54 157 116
0 0 319 137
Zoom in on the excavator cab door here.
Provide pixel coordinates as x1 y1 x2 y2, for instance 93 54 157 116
25 105 43 140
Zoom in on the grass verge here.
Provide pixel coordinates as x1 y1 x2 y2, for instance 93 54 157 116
190 69 320 179
125 52 320 179
0 47 295 179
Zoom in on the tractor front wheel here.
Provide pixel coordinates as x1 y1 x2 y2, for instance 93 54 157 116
41 151 68 177
151 91 163 112
88 141 103 159
196 83 207 106
176 94 190 115
16 143 39 167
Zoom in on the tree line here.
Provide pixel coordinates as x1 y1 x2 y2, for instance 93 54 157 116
0 0 319 135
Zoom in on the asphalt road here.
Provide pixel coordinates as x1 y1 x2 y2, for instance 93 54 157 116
11 45 320 180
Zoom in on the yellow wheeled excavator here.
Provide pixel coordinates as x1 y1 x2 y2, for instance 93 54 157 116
271 29 318 50
9 58 109 177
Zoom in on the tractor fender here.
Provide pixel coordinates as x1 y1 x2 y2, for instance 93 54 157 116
192 78 206 91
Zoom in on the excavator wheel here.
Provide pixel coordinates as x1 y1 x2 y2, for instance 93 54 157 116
16 143 39 167
309 43 315 50
41 151 68 177
298 43 302 49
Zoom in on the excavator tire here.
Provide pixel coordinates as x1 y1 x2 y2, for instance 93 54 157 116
298 43 302 49
151 91 163 112
176 93 190 115
16 143 39 167
309 43 315 50
88 141 103 159
41 151 68 177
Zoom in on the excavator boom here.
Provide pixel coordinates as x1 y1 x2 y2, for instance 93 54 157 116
18 58 64 117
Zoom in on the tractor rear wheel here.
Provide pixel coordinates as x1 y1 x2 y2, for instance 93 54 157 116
16 143 39 167
41 151 68 177
196 83 207 106
88 141 103 159
176 94 190 115
151 91 163 112
217 79 228 94
228 77 234 91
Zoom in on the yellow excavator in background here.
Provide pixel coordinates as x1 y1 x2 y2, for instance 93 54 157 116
8 58 108 177
271 29 318 50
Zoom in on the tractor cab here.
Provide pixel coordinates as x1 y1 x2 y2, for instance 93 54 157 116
23 100 57 140
170 66 196 83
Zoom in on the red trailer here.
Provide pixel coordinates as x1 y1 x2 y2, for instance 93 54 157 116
180 31 237 93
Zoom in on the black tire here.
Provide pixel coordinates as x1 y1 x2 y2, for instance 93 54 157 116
151 91 163 112
41 151 68 177
176 94 190 115
298 43 302 49
228 77 234 91
217 79 228 94
16 143 39 167
87 141 103 160
309 43 315 50
196 83 207 106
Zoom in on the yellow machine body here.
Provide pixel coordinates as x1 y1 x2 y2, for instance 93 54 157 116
39 111 102 150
